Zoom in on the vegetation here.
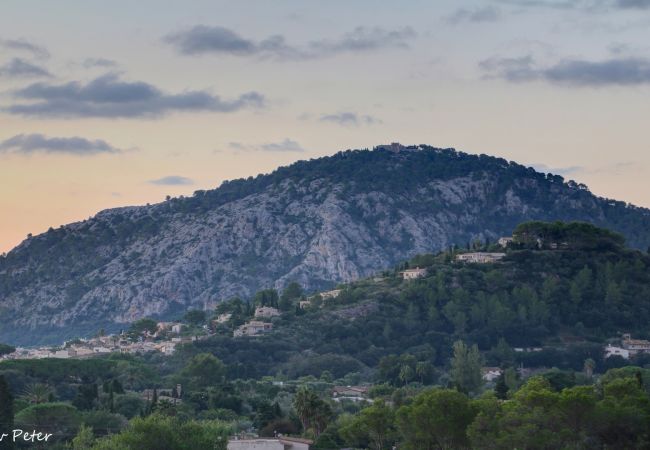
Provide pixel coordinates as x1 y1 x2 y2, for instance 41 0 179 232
0 221 649 447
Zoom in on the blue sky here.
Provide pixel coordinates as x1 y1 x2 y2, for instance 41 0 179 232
1 0 650 252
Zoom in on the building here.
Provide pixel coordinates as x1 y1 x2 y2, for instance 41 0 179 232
482 367 503 382
605 344 630 360
299 300 311 309
498 237 514 247
171 324 183 334
456 252 506 264
234 321 273 337
213 313 232 324
621 334 650 355
320 289 342 300
254 306 281 318
400 267 427 280
331 385 371 403
228 437 311 450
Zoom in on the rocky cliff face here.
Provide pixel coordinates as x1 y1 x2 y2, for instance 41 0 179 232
2 145 649 344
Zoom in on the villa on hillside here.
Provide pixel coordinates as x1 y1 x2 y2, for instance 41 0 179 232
621 334 650 355
456 252 506 264
254 306 281 318
400 267 427 280
498 237 514 247
234 321 273 337
482 367 503 382
605 344 630 360
332 385 371 403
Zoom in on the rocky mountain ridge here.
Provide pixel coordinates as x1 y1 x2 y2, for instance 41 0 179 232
2 144 650 345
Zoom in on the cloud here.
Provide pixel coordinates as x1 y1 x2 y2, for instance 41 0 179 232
616 0 650 8
446 7 501 24
0 58 52 78
319 112 381 126
496 0 650 10
0 133 122 156
531 163 584 175
82 58 118 68
148 175 194 185
164 25 416 60
481 55 650 86
0 38 50 59
4 73 265 118
227 138 306 153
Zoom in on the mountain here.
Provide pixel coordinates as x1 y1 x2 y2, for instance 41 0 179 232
2 144 650 345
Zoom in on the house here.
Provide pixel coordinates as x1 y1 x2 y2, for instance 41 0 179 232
299 300 311 309
171 324 183 334
621 334 650 355
254 306 281 318
498 237 514 247
228 437 312 450
320 289 342 300
482 367 503 382
213 313 232 324
400 267 427 280
332 385 371 402
234 321 273 337
605 344 630 360
456 252 506 264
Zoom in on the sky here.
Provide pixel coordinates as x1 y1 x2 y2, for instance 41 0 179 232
1 0 650 253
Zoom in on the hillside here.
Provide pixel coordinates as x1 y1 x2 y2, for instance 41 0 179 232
2 145 650 345
186 222 650 380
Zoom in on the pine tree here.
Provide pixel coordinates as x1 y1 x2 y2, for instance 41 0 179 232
495 372 509 400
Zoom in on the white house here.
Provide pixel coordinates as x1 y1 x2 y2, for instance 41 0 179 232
605 344 630 360
400 267 427 280
482 367 503 382
234 321 273 337
254 306 281 318
456 252 506 264
171 324 183 334
228 437 311 450
498 237 514 247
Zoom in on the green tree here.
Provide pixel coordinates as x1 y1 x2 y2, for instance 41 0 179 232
279 282 303 311
340 400 396 450
91 414 231 450
22 383 53 404
180 353 226 389
450 341 484 395
396 388 476 450
72 424 95 450
183 310 207 326
293 387 332 437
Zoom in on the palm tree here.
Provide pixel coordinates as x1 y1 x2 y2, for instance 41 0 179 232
22 383 52 404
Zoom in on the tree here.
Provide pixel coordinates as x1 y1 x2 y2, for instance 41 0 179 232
396 388 476 450
293 387 332 437
91 414 231 450
180 353 226 389
280 282 303 311
14 403 80 442
72 424 94 450
340 400 396 450
22 383 53 404
254 289 279 308
0 344 15 357
494 372 509 400
183 310 207 326
0 375 14 450
450 340 484 395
